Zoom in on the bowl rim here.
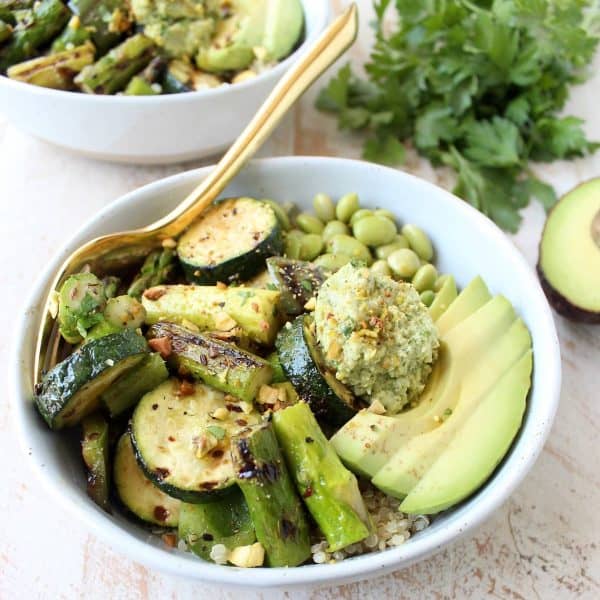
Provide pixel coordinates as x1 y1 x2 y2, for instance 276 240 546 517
0 1 329 104
10 156 562 588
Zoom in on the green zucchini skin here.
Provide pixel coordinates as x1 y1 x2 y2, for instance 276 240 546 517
147 321 272 403
178 488 255 560
130 378 261 503
81 413 111 512
177 198 283 285
266 352 287 383
232 423 311 567
266 257 329 315
100 352 169 418
114 433 181 527
34 330 149 429
275 315 359 426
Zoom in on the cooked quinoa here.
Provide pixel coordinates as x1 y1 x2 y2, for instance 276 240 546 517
314 264 439 414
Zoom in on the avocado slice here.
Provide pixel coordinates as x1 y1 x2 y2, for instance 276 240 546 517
196 0 304 73
436 275 491 337
400 350 532 515
537 178 600 323
331 290 516 478
371 320 531 498
429 275 457 321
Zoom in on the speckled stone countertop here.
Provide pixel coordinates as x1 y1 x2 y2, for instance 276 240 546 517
1 1 599 597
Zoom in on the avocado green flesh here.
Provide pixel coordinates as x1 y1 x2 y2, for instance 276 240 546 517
429 275 457 321
400 350 532 515
371 320 531 498
331 292 516 478
436 276 491 337
197 0 304 73
539 178 600 314
178 489 255 560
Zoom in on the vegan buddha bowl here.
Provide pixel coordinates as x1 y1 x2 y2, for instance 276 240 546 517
12 157 561 587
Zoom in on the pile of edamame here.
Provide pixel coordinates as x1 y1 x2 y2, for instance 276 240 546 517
278 192 450 307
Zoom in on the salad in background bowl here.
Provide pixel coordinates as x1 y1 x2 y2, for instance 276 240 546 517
12 157 561 587
0 1 328 162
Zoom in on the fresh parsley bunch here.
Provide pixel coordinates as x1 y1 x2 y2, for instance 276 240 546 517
317 0 600 231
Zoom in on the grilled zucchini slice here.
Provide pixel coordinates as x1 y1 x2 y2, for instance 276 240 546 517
114 433 180 527
177 197 283 284
34 330 149 429
266 257 329 315
147 321 272 403
81 413 110 512
275 315 359 426
130 378 261 503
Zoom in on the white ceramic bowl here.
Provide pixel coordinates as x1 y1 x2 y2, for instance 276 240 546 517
11 157 561 589
0 2 328 164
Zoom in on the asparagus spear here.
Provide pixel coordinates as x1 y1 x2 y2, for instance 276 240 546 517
232 423 311 567
124 56 166 96
0 20 11 43
7 42 95 89
51 14 91 53
68 0 131 54
75 33 156 94
81 413 110 512
127 247 176 299
0 0 70 72
272 402 372 552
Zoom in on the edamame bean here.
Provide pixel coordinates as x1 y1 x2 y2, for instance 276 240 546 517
371 260 392 277
326 234 372 265
322 220 350 242
350 209 374 226
374 208 396 223
434 274 451 292
420 290 435 307
387 248 420 279
336 192 360 223
313 253 352 272
261 198 290 230
299 234 324 261
352 215 397 247
401 224 434 261
296 213 324 234
375 239 409 260
312 193 336 222
412 264 438 292
284 235 302 259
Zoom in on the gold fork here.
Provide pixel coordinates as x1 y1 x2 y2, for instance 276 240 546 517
33 4 359 385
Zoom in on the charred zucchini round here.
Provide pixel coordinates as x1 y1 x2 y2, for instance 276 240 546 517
114 433 181 527
34 330 149 429
177 197 283 284
275 315 359 426
130 378 261 503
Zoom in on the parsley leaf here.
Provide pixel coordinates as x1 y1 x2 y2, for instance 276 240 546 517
316 0 600 230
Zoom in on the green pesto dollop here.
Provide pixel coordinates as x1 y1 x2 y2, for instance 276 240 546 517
314 264 439 414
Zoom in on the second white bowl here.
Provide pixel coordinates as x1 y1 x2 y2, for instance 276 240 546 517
0 1 328 164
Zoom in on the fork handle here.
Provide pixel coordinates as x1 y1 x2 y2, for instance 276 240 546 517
147 4 359 237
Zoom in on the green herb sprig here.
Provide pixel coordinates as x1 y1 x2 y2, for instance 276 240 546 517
317 0 600 231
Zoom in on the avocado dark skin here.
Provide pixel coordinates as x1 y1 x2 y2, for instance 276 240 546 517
537 179 600 324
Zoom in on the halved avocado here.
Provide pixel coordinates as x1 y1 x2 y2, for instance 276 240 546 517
537 178 600 323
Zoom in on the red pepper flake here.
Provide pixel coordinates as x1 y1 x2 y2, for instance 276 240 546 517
177 380 195 396
251 302 259 313
154 505 169 522
226 403 243 413
154 467 170 481
235 419 248 426
143 287 166 301
303 487 313 498
148 336 172 359
168 436 176 442
260 321 270 331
